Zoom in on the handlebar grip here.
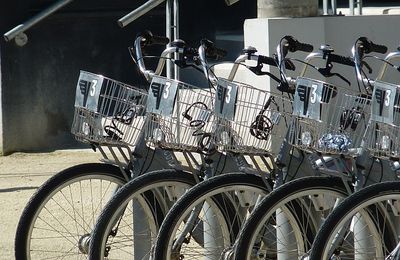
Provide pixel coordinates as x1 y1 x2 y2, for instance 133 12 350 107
201 39 227 59
151 35 170 45
138 30 170 46
258 55 276 66
258 55 296 71
183 47 198 56
357 37 387 54
369 42 387 54
329 54 355 67
294 41 314 53
209 47 227 58
284 36 313 53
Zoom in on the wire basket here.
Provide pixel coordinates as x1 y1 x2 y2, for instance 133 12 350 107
71 71 147 146
145 76 215 153
364 80 400 159
288 77 370 156
213 78 293 155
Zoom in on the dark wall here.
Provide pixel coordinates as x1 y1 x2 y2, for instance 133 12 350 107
0 0 256 154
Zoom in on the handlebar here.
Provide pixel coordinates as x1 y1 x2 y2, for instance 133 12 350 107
198 39 227 85
134 31 228 85
329 53 355 67
356 37 388 55
137 30 170 46
284 36 314 53
226 47 296 82
134 31 173 81
277 36 314 82
377 48 400 80
301 46 355 77
352 37 387 91
134 31 204 82
200 39 227 60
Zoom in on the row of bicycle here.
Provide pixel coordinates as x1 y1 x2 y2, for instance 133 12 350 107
14 30 400 259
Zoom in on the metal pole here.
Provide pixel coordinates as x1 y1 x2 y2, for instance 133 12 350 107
174 0 180 80
166 0 173 79
118 0 165 27
331 0 337 15
323 0 329 15
357 0 363 15
349 0 355 15
4 0 74 41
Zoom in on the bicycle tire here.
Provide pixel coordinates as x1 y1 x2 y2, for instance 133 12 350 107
88 169 197 260
153 173 272 260
310 181 400 260
15 163 126 260
234 176 350 259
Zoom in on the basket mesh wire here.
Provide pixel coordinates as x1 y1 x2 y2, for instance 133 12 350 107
213 78 293 155
364 80 400 159
145 76 215 153
288 77 370 156
71 71 147 146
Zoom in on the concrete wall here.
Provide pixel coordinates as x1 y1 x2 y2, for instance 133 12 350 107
243 15 400 92
0 1 255 155
0 11 164 154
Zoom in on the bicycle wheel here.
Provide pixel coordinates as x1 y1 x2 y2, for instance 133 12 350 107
15 163 127 260
153 173 271 260
234 176 350 259
310 181 400 260
88 169 197 260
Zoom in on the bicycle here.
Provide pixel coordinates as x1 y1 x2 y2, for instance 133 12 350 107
310 45 400 260
232 36 391 259
14 31 216 260
90 35 304 259
86 34 278 259
151 36 331 260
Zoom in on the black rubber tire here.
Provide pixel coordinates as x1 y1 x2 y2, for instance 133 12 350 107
310 181 400 260
234 176 350 260
153 173 271 260
88 169 197 260
15 163 126 260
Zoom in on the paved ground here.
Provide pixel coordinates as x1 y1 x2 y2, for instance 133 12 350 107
0 149 101 260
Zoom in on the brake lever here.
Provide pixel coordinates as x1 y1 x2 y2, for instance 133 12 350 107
246 64 281 83
361 61 373 74
317 67 351 86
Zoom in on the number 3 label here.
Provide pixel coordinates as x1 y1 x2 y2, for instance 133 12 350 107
384 90 391 107
89 79 97 97
163 82 171 99
225 85 232 103
310 84 318 104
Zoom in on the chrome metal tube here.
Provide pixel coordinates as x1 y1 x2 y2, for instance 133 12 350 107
227 54 260 81
323 0 329 15
118 0 165 28
357 0 363 15
352 45 364 83
300 52 324 77
155 47 179 76
349 0 355 15
134 36 177 81
228 54 247 81
173 0 180 80
198 46 208 78
377 51 400 80
331 0 337 15
134 37 152 80
166 0 173 79
4 0 74 41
